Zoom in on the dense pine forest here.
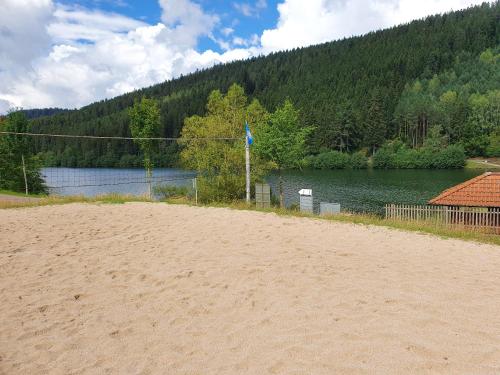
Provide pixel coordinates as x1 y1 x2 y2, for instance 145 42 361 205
27 2 500 167
20 108 70 120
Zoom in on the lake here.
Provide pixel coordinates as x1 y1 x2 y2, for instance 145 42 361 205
42 168 196 197
42 167 482 214
267 169 482 214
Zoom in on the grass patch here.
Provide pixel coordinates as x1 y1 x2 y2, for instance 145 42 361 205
0 193 152 209
0 189 48 198
465 159 500 170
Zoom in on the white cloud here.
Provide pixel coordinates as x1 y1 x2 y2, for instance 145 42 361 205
232 34 260 47
234 0 268 17
0 99 14 114
159 0 219 48
0 0 490 113
0 0 247 110
233 36 247 46
48 5 146 43
257 0 268 9
221 27 234 36
260 0 487 52
377 0 489 25
234 3 253 16
0 0 54 71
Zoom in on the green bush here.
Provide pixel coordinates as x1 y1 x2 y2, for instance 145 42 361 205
37 151 58 167
301 155 315 169
373 141 466 169
486 132 500 157
153 185 189 200
118 154 142 168
304 151 368 169
372 148 396 168
314 151 350 169
433 144 466 168
350 152 368 169
395 148 419 168
462 135 490 157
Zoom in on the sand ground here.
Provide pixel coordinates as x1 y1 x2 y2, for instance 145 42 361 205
1 203 500 375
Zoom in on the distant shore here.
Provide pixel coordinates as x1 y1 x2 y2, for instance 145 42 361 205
466 157 500 170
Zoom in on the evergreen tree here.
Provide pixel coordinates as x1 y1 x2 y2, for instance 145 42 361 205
365 91 386 155
21 3 500 163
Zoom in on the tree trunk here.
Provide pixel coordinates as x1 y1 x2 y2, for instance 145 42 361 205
279 170 284 208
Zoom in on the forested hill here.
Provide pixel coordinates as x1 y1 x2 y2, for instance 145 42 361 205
21 108 70 120
30 2 499 166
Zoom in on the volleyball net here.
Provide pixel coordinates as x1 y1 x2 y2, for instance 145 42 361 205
0 131 240 200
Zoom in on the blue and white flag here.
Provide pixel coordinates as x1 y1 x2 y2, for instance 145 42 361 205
245 121 253 145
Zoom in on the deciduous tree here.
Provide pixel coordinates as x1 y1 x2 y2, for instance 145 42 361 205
180 84 270 202
0 112 45 193
129 97 160 195
254 100 313 207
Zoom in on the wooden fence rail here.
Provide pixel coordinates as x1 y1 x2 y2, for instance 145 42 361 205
385 204 500 234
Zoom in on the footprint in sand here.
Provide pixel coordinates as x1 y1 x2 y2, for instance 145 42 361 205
268 360 285 374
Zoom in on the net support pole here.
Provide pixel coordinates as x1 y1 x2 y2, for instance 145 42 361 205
21 154 28 195
193 177 198 205
245 136 251 204
147 168 152 200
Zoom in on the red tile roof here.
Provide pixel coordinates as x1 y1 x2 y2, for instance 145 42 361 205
429 172 500 207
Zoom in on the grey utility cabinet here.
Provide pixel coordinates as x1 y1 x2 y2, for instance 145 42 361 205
255 183 271 208
299 189 313 213
320 202 341 216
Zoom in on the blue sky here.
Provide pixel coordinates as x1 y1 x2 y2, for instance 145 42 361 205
0 0 489 112
57 0 280 52
58 0 164 23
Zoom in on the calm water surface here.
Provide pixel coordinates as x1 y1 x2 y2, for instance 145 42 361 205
43 168 482 214
42 168 196 197
267 169 483 214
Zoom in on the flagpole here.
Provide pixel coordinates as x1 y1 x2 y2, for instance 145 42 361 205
245 134 251 203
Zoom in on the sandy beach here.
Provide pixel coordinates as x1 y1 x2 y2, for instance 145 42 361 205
1 203 500 374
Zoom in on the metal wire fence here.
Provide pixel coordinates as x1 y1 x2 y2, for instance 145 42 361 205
0 131 242 200
41 167 198 200
42 167 195 189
